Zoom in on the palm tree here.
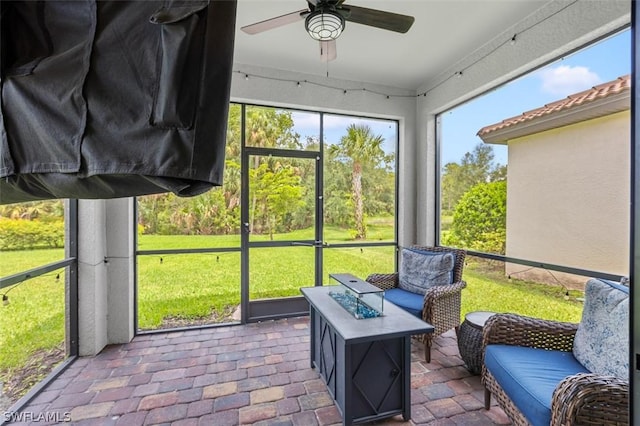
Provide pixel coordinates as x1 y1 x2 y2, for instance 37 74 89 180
330 124 385 240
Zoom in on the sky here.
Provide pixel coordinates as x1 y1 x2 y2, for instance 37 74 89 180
441 28 631 166
290 111 399 157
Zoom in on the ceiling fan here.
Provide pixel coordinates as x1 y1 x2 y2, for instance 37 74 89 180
240 0 415 62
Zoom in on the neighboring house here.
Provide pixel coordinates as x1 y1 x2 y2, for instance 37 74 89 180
477 75 630 289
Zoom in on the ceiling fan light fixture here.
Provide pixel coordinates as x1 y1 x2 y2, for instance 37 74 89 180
305 9 344 41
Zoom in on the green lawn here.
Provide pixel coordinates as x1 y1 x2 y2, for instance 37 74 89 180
136 244 397 329
461 260 583 323
0 249 67 403
137 253 242 328
0 248 65 278
1 232 584 398
136 221 395 250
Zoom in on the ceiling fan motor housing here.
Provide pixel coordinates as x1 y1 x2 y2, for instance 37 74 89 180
305 8 345 41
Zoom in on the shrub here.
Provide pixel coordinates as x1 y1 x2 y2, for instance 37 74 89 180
0 219 64 250
447 180 506 254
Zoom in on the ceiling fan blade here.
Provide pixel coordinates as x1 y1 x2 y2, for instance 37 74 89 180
343 5 414 33
320 40 337 62
241 9 307 35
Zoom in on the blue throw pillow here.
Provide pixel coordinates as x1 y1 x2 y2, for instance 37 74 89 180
572 278 629 380
397 248 455 295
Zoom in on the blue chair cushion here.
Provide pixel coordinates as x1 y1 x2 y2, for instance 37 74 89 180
485 345 589 426
385 288 423 318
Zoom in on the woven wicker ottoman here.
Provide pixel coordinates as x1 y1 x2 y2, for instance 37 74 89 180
457 311 495 374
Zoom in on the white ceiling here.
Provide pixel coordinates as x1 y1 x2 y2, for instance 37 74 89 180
234 0 549 91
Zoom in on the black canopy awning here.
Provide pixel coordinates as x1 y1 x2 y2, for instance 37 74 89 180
0 0 236 204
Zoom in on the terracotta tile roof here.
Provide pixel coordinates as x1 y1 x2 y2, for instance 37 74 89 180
477 74 631 137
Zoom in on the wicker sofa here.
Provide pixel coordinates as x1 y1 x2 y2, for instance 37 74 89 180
366 245 466 362
481 278 629 426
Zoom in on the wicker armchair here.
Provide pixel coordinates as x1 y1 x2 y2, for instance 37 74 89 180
482 313 629 426
366 245 466 363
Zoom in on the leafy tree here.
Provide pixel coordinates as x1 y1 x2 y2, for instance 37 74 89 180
137 105 302 236
441 143 505 214
287 137 318 230
0 200 64 220
490 164 508 182
329 124 386 239
444 180 506 254
245 106 300 150
165 189 236 235
137 193 169 234
136 108 397 239
244 107 302 232
223 104 242 212
323 147 353 228
362 151 395 217
460 143 495 182
250 162 305 240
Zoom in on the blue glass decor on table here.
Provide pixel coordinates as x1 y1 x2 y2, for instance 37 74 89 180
328 273 385 319
329 290 383 319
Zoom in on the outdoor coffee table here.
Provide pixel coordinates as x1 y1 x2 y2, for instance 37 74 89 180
301 281 433 425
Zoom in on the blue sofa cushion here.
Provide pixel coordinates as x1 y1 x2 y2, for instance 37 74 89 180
485 345 589 426
385 288 423 318
398 248 455 295
573 278 629 380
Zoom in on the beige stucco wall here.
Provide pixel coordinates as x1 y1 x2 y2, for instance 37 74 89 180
505 111 630 288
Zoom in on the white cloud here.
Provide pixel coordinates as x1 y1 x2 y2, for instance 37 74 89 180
538 65 602 97
291 112 397 147
291 111 320 129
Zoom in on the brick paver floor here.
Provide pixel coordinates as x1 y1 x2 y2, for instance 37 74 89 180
5 317 511 425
